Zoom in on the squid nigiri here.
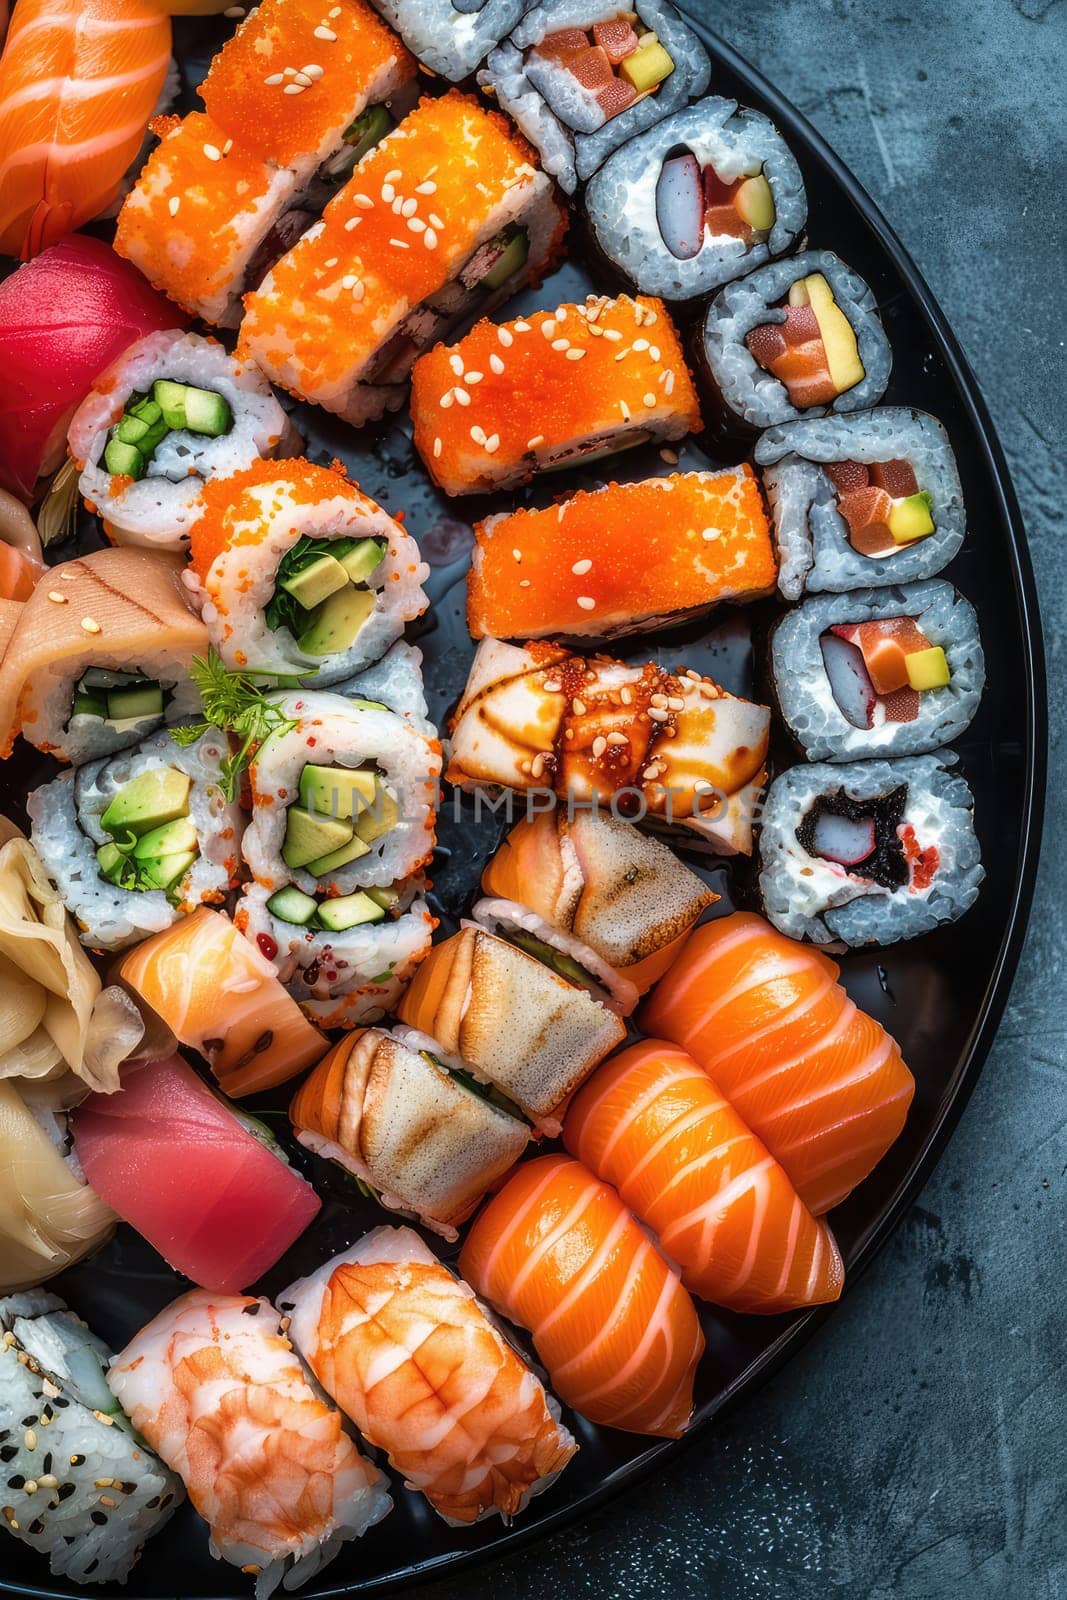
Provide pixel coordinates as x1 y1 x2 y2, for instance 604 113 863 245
0 0 173 260
640 911 915 1214
281 1227 577 1525
563 1040 844 1313
459 1155 704 1438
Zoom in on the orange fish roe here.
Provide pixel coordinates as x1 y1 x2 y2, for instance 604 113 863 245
467 467 777 639
240 91 567 417
188 456 363 583
200 0 416 170
411 293 701 496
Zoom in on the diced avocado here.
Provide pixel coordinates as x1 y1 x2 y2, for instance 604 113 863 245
905 645 951 691
888 490 936 545
365 884 401 911
128 398 162 426
735 173 775 232
338 538 386 584
104 439 145 479
138 416 171 455
297 586 376 657
116 413 152 445
314 892 385 932
152 380 191 429
352 782 399 845
132 816 199 861
101 768 191 837
279 553 350 609
620 38 674 92
266 886 319 925
298 763 378 820
106 685 164 722
351 697 388 711
343 102 393 163
183 386 232 437
508 928 599 991
95 842 130 885
281 806 354 871
139 851 197 892
804 274 865 394
72 690 107 719
303 832 372 877
482 227 530 291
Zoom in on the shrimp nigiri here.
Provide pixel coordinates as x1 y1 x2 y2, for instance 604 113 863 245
0 0 172 259
281 1227 577 1525
640 912 915 1215
460 1155 704 1439
564 1040 844 1314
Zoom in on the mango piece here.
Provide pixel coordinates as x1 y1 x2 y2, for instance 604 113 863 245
735 173 775 232
888 491 936 544
805 274 865 395
788 277 811 307
905 646 951 691
620 38 674 92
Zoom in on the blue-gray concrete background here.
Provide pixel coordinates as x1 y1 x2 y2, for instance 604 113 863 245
398 2 1067 1596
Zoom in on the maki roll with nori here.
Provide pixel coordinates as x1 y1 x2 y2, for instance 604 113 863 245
481 0 711 193
700 249 891 440
755 407 966 600
368 0 526 81
770 580 985 762
758 752 984 947
586 97 807 300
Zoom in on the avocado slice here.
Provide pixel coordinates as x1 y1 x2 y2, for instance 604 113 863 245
266 886 319 925
338 538 386 584
279 554 350 610
152 380 191 429
298 763 378 820
352 782 399 845
183 386 232 436
116 413 152 446
96 842 133 886
106 685 164 722
103 439 145 479
350 697 388 711
315 892 385 932
128 398 163 426
888 491 935 544
297 586 376 657
132 816 199 861
281 806 354 871
482 227 529 291
101 768 191 838
139 850 198 893
508 928 601 993
303 832 372 877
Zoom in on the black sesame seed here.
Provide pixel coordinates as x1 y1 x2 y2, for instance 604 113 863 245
90 1511 107 1526
42 1453 52 1475
145 1495 160 1509
0 1448 16 1464
84 1559 98 1574
69 1455 84 1466
8 1476 25 1490
52 1397 69 1409
20 1416 37 1427
57 1484 76 1502
28 1519 44 1536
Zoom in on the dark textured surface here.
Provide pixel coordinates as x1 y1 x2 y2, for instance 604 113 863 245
393 3 1066 1597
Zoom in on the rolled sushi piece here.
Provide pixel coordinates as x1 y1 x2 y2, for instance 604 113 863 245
334 639 431 730
240 91 568 425
186 458 429 685
758 752 985 947
0 548 207 764
770 580 985 762
73 1056 321 1293
108 1290 392 1599
754 407 966 600
27 725 243 952
115 908 328 1098
446 639 771 855
280 1226 577 1524
586 96 807 301
476 806 717 1014
480 0 711 194
68 331 294 552
410 293 701 496
396 924 626 1133
289 1027 530 1239
467 467 776 640
368 0 525 81
0 1291 183 1586
700 249 891 439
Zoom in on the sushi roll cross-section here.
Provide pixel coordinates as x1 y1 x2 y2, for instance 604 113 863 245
367 0 526 83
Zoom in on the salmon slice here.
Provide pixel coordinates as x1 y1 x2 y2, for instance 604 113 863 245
460 1154 704 1437
564 1040 844 1313
640 912 914 1214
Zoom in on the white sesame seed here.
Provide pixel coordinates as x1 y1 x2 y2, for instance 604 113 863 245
293 71 313 86
168 196 180 217
668 695 686 711
531 753 546 778
401 197 418 217
701 527 721 541
489 353 505 374
351 279 365 301
571 559 592 575
484 433 500 454
650 693 669 708
512 548 522 562
283 82 306 94
551 338 570 351
391 195 403 214
440 390 455 409
81 617 100 634
47 590 67 604
540 320 556 339
23 1430 36 1449
602 328 623 342
381 182 395 202
665 372 675 394
264 72 284 85
592 736 607 758
471 425 487 445
566 348 586 361
389 238 410 249
223 139 234 154
576 596 596 611
621 686 634 705
588 322 604 336
408 216 425 232
572 698 587 715
341 274 357 289
526 434 545 449
449 353 464 376
633 338 649 351
513 320 531 332
344 216 361 230
453 387 470 406
498 327 513 347
464 370 483 384
648 706 669 723
433 437 442 458
203 142 222 160
353 193 373 209
302 63 324 78
284 66 296 75
543 679 562 693
643 392 657 406
423 228 437 249
619 400 631 420
324 256 338 268
607 732 629 746
518 578 531 588
649 345 661 361
314 25 337 40
428 213 444 230
415 180 437 195
384 168 402 182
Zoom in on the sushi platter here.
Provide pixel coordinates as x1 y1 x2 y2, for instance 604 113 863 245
0 2 1044 1598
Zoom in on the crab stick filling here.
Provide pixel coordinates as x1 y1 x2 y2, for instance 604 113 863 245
823 458 935 556
798 784 940 891
656 150 775 261
745 273 864 409
529 14 674 127
819 616 951 729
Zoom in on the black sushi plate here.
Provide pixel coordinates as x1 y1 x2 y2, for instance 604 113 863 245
0 6 1046 1599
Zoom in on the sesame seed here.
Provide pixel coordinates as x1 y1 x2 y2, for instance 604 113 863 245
603 328 623 342
489 353 505 374
203 143 222 161
543 679 561 693
408 216 425 232
643 392 657 407
381 183 395 202
23 1431 36 1450
572 698 587 716
530 753 546 778
619 400 631 421
650 693 668 708
453 387 470 406
540 320 556 339
701 527 720 541
401 197 418 217
633 338 649 352
314 25 337 39
384 169 402 182
668 696 686 711
37 1475 57 1489
302 63 324 78
283 82 306 94
465 370 483 384
518 578 531 588
344 216 361 230
433 437 442 458
607 732 629 746
324 256 338 268
264 72 284 85
440 390 454 409
484 433 500 454
648 707 669 723
415 180 437 195
551 338 569 351
592 736 607 758
470 425 487 445
649 345 661 361
588 322 604 336
23 1480 38 1495
389 238 410 249
352 193 373 209
660 448 679 464
615 346 631 362
80 618 100 634
513 320 531 332
391 196 403 214
351 280 365 301
571 559 592 575
498 327 513 347
576 596 596 611
341 273 358 289
620 686 634 705
423 228 437 249
566 348 586 361
293 70 313 86
526 434 545 449
47 590 67 604
224 5 246 15
428 213 444 230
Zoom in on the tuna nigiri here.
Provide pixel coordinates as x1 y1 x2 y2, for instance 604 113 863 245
563 1040 844 1313
640 912 915 1214
0 0 172 260
73 1056 321 1293
459 1155 704 1438
281 1227 577 1524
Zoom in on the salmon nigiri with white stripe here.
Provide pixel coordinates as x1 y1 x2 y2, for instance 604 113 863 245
640 912 914 1215
459 1155 704 1439
563 1040 844 1314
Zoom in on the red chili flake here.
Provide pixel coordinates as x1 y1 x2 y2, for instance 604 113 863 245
256 933 278 960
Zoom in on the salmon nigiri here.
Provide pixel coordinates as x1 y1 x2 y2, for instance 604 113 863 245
459 1155 704 1438
0 0 172 259
640 912 914 1215
564 1040 844 1314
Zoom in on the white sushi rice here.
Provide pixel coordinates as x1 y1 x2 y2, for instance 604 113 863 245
0 1292 182 1586
243 692 441 895
586 97 808 300
701 249 892 430
69 330 293 552
771 580 986 761
755 407 967 599
369 0 525 80
334 640 432 731
22 654 203 766
27 726 242 951
758 751 985 947
471 895 637 1014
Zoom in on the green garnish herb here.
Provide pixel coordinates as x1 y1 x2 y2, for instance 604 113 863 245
171 649 306 801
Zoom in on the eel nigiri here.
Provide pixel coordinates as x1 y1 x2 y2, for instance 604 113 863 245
281 1226 577 1524
459 1155 704 1438
109 1289 392 1597
640 911 915 1214
563 1040 844 1313
73 1056 321 1292
0 0 173 260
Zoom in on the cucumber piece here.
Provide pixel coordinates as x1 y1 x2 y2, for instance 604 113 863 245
104 439 145 479
152 379 190 429
72 690 107 719
128 398 163 425
508 928 601 992
139 416 170 455
183 386 232 436
482 226 529 290
350 698 388 711
343 103 393 164
266 886 319 925
106 685 163 722
364 884 400 911
116 414 151 445
314 892 385 932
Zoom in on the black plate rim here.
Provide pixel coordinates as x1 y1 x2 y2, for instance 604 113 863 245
0 12 1047 1600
